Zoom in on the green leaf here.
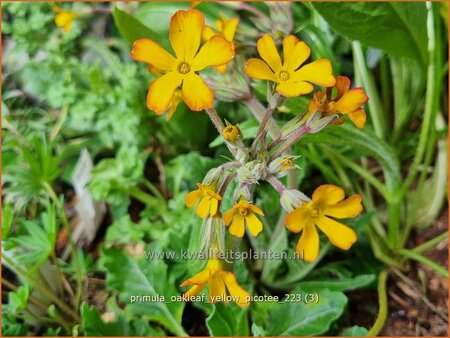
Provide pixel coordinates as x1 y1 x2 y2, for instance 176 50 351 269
264 288 347 336
1 203 13 239
113 7 160 45
340 325 369 336
297 274 376 292
81 303 129 336
206 303 249 336
102 246 187 336
313 2 427 65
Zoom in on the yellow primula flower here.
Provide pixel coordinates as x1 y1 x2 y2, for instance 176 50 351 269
245 34 335 97
203 14 239 73
185 183 222 218
223 198 264 237
222 121 240 143
53 6 78 33
131 9 235 115
308 76 368 129
285 184 362 262
181 259 250 308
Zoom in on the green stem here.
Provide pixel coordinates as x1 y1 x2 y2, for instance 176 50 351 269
129 186 159 207
367 270 388 336
397 248 448 278
3 255 81 322
412 231 448 254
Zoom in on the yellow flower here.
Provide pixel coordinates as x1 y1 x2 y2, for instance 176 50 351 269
308 76 368 128
130 9 235 115
203 14 239 73
223 198 264 237
245 34 335 97
222 121 240 142
285 184 362 262
54 6 78 33
181 259 250 308
185 183 222 218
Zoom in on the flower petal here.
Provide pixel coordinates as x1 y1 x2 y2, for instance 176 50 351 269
209 275 226 302
245 213 263 237
147 72 182 114
209 197 219 216
257 34 282 73
229 214 245 238
192 35 234 71
180 268 210 286
184 284 205 298
323 195 363 219
296 224 320 262
348 108 367 129
292 58 335 87
282 35 310 72
333 88 368 115
335 76 351 100
315 216 357 250
169 9 204 61
218 16 239 42
222 271 250 308
244 58 277 81
196 196 210 218
285 207 309 233
181 73 214 111
312 184 345 206
249 204 264 216
276 81 313 97
185 189 202 208
202 25 216 41
130 38 176 72
223 208 235 226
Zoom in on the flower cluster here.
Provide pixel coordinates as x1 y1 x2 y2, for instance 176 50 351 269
131 8 368 308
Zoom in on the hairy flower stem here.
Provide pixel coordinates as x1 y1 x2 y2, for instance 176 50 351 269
270 125 311 160
266 175 286 194
245 95 281 140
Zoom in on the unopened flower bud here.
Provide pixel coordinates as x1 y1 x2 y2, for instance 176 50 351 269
199 214 225 254
222 121 241 143
306 110 338 134
280 189 309 212
268 155 300 177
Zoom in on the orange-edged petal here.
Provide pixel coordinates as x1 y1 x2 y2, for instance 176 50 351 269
323 194 363 219
147 72 182 114
209 275 226 302
181 269 210 286
282 35 310 72
222 271 250 308
196 196 210 218
245 213 263 236
334 76 351 100
249 204 264 216
131 38 176 72
192 35 234 71
245 58 277 82
181 73 214 111
285 207 309 233
348 108 367 129
333 88 368 115
292 59 335 87
184 284 205 298
185 189 202 208
229 214 245 237
257 34 282 73
315 216 357 250
311 184 345 206
169 9 204 61
276 81 314 97
296 224 319 262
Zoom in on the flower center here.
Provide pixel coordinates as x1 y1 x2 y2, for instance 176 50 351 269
278 71 290 81
309 207 320 219
177 62 191 74
239 207 249 216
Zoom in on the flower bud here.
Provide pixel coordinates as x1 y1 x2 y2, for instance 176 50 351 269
222 121 241 143
280 189 309 212
268 155 300 177
199 213 225 255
